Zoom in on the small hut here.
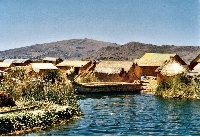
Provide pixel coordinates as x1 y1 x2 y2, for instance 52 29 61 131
94 61 138 82
134 53 186 78
156 58 188 83
56 60 93 75
0 62 15 71
43 57 63 65
29 63 58 75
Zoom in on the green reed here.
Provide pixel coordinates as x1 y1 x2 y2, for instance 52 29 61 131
155 74 200 99
0 68 82 135
0 68 81 107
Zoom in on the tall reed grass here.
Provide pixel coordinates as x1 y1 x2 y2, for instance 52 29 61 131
0 68 82 114
77 74 99 83
155 74 200 99
0 68 82 135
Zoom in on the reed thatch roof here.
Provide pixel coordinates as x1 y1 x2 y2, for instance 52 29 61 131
3 59 30 63
191 54 200 63
56 60 90 67
3 59 16 63
43 57 62 62
0 62 14 68
95 61 134 74
156 58 187 76
189 54 200 70
192 64 200 73
134 59 140 64
135 53 178 66
30 63 58 73
14 59 31 63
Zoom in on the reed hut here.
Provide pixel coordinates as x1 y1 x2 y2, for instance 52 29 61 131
3 59 31 66
0 62 15 71
56 60 93 75
156 58 188 83
29 63 58 75
94 61 138 82
43 57 63 65
134 53 186 78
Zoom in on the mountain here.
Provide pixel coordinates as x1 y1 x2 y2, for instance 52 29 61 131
0 39 199 64
81 42 200 64
0 38 119 60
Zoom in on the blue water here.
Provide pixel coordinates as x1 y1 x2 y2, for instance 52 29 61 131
28 93 200 136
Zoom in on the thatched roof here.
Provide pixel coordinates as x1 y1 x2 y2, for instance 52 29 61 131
156 58 187 76
135 53 181 66
191 54 200 63
134 59 140 64
141 53 176 60
30 63 58 73
3 59 30 63
192 64 200 73
3 59 16 63
0 62 13 68
14 59 31 63
95 67 123 74
189 54 200 70
56 60 91 67
43 57 62 62
95 61 134 74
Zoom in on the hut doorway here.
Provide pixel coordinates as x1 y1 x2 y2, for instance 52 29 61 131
74 67 79 75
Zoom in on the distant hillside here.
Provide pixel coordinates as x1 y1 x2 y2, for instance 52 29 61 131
81 42 200 64
0 38 119 60
0 39 199 64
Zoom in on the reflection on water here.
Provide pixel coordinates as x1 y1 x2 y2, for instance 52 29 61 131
28 93 200 136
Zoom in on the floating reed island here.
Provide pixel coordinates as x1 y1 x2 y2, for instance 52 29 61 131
1 52 200 134
0 69 81 135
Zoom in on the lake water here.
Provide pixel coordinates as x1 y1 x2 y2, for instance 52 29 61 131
28 92 200 136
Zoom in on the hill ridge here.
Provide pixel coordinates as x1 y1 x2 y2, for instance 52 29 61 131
0 39 199 64
0 38 119 60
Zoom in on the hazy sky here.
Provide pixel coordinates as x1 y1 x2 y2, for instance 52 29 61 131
0 0 199 51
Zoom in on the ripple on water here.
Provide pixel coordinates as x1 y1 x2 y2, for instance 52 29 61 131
28 93 200 136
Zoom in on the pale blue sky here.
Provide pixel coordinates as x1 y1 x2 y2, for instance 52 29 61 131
0 0 199 51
